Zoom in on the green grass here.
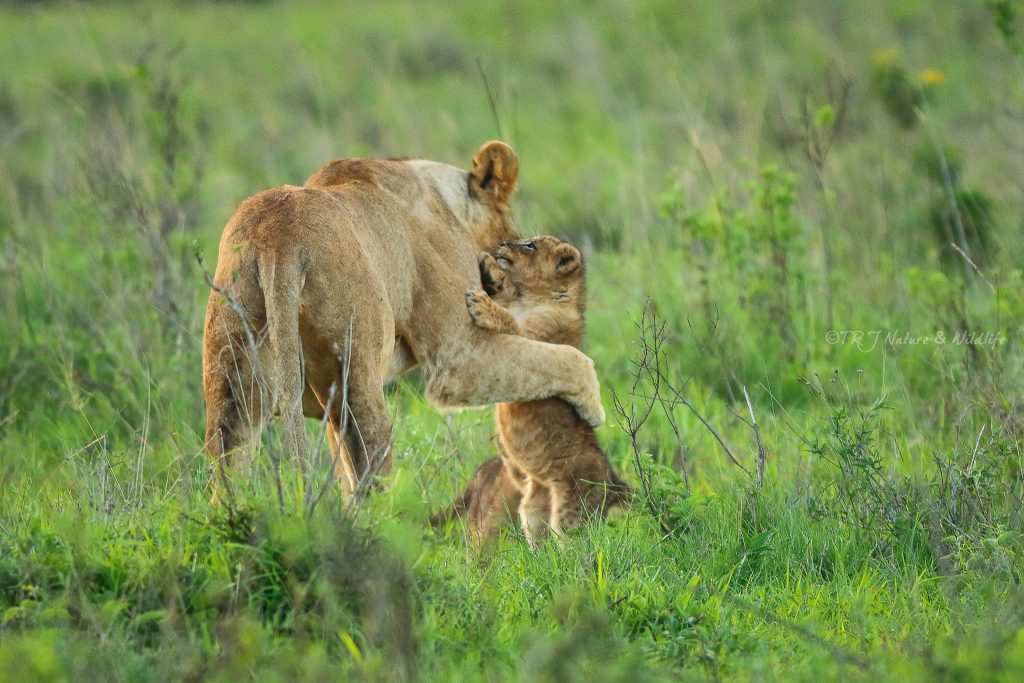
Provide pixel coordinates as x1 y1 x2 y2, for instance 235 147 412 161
2 1 1024 680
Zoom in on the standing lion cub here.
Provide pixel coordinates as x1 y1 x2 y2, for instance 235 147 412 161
433 236 630 545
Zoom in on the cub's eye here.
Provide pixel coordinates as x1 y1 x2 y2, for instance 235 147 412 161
520 241 536 252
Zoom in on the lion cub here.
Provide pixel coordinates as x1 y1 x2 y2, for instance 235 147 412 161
428 456 533 545
446 236 630 545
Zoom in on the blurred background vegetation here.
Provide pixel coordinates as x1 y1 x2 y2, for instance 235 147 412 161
1 1 1023 681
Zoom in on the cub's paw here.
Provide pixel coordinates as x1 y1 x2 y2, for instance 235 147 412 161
478 252 510 296
465 288 503 331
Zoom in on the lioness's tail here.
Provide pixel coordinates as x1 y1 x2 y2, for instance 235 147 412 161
259 250 310 468
203 287 265 481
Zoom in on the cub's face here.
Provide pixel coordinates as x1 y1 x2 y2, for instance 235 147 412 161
485 236 584 305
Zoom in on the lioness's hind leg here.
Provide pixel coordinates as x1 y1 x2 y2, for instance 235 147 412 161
348 387 393 493
323 369 393 496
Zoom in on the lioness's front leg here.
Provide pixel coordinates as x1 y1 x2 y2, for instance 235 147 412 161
465 288 520 334
424 333 605 426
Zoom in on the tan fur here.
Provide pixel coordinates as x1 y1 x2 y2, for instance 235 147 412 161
202 143 605 497
428 457 534 545
438 237 630 546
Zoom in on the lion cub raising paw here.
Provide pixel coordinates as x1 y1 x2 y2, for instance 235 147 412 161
447 236 630 546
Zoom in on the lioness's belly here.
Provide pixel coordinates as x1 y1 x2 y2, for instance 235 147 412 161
300 338 415 417
386 337 417 382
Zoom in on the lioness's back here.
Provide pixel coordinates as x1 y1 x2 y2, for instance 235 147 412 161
305 157 414 196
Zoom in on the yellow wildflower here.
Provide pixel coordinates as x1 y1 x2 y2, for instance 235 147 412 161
920 68 946 86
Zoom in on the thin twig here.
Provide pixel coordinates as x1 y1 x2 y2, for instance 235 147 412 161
610 386 668 535
476 57 505 141
609 303 669 533
967 423 986 479
657 372 752 478
949 242 996 292
744 386 767 491
659 401 691 491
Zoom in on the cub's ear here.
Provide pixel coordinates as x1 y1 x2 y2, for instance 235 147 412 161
470 140 519 209
553 242 582 276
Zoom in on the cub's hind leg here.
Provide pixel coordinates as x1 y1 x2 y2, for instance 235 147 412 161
471 461 525 547
518 478 552 547
548 482 584 537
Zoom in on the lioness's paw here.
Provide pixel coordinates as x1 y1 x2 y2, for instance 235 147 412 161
570 355 605 427
574 394 606 428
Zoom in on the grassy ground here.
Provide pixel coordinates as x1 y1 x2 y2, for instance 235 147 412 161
1 1 1023 681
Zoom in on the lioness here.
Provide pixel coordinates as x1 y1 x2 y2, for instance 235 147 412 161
202 142 605 495
435 236 630 545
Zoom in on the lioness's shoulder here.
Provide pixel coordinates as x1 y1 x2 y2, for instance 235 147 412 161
305 158 385 188
307 157 423 189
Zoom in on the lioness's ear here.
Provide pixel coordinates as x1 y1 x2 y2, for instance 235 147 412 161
554 243 581 276
470 140 519 209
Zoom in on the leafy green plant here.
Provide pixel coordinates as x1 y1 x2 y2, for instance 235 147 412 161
660 164 813 400
991 0 1024 54
806 398 911 548
870 49 923 129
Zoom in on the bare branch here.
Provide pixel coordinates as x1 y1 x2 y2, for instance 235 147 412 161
744 386 767 491
948 242 996 292
475 57 505 141
656 368 752 478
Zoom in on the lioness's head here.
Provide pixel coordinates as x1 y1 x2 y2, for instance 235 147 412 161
307 140 522 249
485 236 585 310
